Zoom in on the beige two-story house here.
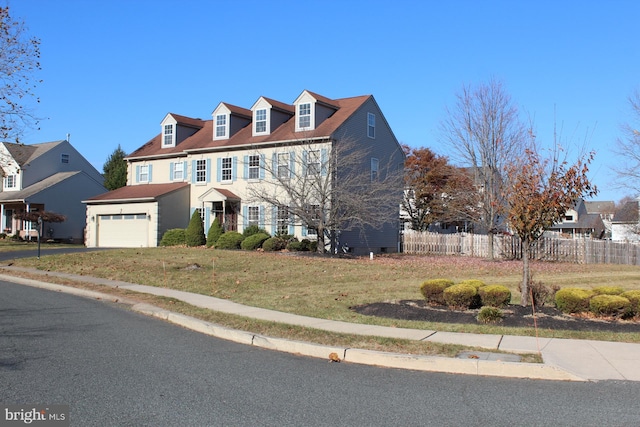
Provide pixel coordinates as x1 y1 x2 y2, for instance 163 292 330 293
84 90 405 254
0 139 106 242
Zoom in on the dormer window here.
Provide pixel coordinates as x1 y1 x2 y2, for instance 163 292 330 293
299 103 311 129
255 109 267 133
215 114 227 138
163 124 174 147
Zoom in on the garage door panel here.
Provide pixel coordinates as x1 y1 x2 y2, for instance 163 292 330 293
98 214 148 247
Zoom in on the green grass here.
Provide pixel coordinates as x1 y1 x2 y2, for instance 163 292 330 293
8 247 640 347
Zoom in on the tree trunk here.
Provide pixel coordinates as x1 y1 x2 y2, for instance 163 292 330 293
521 242 531 306
487 232 495 261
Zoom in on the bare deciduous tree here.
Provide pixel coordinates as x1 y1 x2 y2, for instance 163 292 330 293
0 6 42 142
613 89 640 196
246 136 404 254
440 77 527 259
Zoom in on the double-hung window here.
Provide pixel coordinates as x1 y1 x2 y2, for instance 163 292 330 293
367 113 375 139
248 155 260 180
173 162 184 180
247 206 260 228
195 160 207 183
277 153 289 179
371 158 379 181
306 204 320 236
277 205 289 235
215 114 226 138
163 124 174 146
256 109 267 133
139 165 149 182
306 150 320 176
221 157 232 181
4 174 16 189
299 103 311 129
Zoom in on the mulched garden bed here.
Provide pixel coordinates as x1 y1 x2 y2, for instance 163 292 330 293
350 300 640 333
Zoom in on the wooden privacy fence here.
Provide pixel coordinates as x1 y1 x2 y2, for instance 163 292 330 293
401 231 640 266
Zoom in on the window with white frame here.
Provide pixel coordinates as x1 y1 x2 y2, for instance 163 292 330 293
195 159 207 183
371 158 379 181
163 124 174 146
298 103 311 128
4 174 16 189
306 150 320 176
367 113 375 138
195 207 204 222
256 109 267 133
61 153 69 163
277 153 289 179
221 157 232 181
215 114 226 138
306 204 320 236
139 165 149 182
173 162 184 180
248 155 260 180
247 206 259 227
277 205 289 235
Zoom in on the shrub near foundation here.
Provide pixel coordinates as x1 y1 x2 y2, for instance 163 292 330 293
589 294 632 318
443 283 478 310
478 285 511 308
419 279 454 305
215 231 245 250
240 233 270 251
159 229 186 246
555 288 594 314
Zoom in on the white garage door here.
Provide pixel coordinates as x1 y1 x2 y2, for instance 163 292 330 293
97 214 148 247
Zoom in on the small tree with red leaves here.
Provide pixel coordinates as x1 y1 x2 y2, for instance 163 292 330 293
505 145 597 306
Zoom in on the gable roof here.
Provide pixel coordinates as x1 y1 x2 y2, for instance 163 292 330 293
126 94 372 160
584 201 615 214
2 140 64 166
613 201 639 223
83 182 189 204
166 113 206 129
0 171 81 203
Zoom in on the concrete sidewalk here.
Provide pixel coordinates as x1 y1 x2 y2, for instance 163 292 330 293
2 266 640 382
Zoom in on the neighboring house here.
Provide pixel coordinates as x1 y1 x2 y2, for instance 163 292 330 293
547 198 605 239
0 139 106 242
84 90 405 253
611 200 640 242
584 200 615 239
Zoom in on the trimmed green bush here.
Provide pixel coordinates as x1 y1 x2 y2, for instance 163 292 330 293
592 286 625 296
185 210 206 247
159 228 186 246
262 236 287 252
215 231 245 250
477 306 504 324
443 283 478 309
555 288 594 314
589 294 631 318
478 285 511 308
206 217 223 248
241 232 270 251
420 279 454 305
243 224 269 237
458 279 486 290
621 290 640 316
287 238 314 252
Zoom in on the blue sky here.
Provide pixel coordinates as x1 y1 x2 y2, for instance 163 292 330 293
10 0 640 203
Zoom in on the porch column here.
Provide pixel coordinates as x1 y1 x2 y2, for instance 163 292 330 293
0 204 4 234
222 200 227 229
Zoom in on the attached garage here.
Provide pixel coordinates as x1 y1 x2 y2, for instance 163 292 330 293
84 183 190 248
97 213 149 248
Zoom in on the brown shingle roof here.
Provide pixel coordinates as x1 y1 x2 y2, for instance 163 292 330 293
127 94 371 159
84 182 189 203
3 140 63 166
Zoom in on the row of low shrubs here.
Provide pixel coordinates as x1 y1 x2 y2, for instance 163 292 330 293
555 286 640 318
159 216 317 253
420 279 511 310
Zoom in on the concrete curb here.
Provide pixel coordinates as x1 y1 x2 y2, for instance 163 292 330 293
1 273 586 381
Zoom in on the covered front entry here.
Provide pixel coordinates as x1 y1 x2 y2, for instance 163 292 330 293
96 213 149 247
198 188 240 232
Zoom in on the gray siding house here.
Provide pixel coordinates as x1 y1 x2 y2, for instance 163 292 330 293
0 139 106 242
85 90 405 253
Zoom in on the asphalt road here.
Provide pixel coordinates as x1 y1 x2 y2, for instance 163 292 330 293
2 280 640 426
